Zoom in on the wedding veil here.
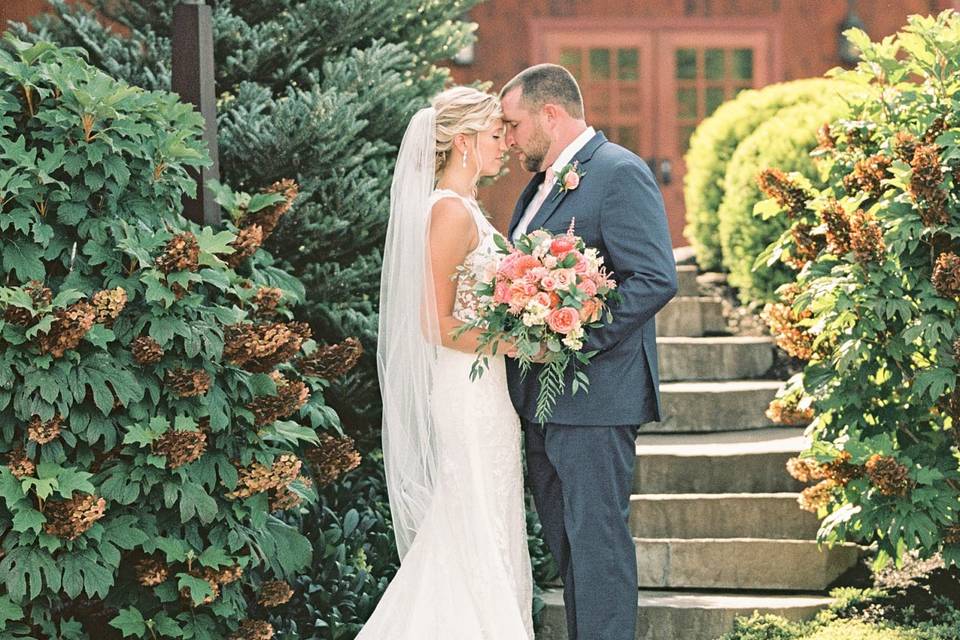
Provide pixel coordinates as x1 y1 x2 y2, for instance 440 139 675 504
377 107 441 560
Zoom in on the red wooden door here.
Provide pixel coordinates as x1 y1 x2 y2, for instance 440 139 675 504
534 20 778 247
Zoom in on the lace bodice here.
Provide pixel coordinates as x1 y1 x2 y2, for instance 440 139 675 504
429 189 502 323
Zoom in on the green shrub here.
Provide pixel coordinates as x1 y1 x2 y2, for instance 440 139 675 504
0 36 354 639
757 10 960 570
718 612 805 640
803 620 922 640
683 78 841 271
718 97 851 302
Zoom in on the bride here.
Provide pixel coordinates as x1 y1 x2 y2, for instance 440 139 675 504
360 87 534 639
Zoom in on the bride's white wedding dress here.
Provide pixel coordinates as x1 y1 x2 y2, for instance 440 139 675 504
357 189 534 639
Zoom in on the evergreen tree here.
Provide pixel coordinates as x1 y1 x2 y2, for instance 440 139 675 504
12 0 480 441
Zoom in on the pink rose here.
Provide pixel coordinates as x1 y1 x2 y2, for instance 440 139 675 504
531 292 551 307
572 252 588 273
554 269 575 289
493 280 511 304
550 237 576 257
563 170 580 190
579 279 598 297
527 267 550 282
540 275 558 291
547 307 580 335
515 254 541 277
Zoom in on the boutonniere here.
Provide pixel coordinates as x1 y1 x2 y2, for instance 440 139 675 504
551 161 586 201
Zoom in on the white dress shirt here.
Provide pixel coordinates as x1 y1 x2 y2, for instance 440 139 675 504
512 126 596 241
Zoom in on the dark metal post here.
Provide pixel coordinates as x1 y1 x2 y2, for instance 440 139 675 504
171 2 221 226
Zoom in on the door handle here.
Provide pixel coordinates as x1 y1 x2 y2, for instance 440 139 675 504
660 159 672 186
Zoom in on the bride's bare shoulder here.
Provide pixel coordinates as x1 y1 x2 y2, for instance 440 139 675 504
429 196 478 250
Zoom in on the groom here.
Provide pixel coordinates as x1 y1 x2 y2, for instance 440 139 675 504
500 65 677 640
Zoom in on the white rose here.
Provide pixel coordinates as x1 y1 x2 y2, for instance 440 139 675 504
543 255 558 269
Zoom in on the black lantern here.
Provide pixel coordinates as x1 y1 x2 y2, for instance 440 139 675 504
838 0 867 65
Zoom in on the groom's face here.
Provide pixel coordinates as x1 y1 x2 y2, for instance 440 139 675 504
501 88 551 173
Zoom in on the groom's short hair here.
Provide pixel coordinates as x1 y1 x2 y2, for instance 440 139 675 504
500 64 584 119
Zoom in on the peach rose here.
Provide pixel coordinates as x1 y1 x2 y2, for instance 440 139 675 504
579 279 598 297
563 170 580 190
554 269 576 289
547 307 580 334
530 292 552 308
579 298 603 323
493 280 511 304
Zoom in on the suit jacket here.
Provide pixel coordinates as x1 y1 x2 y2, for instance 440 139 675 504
505 131 678 426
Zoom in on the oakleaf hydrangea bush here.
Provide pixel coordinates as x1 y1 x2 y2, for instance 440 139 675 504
755 12 960 568
0 36 361 639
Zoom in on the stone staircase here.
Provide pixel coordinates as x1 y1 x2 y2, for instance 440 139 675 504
539 264 860 640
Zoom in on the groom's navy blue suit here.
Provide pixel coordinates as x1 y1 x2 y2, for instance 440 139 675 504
506 131 677 640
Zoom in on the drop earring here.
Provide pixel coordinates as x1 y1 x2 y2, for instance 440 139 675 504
462 151 468 168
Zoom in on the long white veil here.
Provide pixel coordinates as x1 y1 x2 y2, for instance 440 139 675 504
377 107 440 560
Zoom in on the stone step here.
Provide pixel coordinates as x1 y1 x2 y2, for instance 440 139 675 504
676 265 699 297
650 379 783 433
630 493 819 540
634 428 807 494
656 296 727 337
657 336 774 381
538 588 833 640
634 538 860 591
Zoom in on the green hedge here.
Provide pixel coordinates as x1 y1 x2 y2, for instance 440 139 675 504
717 97 850 302
683 78 841 271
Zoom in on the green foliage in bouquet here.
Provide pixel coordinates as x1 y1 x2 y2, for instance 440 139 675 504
756 11 960 569
683 78 842 271
718 96 851 303
9 0 481 442
0 36 362 639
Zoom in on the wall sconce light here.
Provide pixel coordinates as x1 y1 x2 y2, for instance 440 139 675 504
453 42 475 66
838 0 866 65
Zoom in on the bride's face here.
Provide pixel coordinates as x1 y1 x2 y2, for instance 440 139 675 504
472 119 508 177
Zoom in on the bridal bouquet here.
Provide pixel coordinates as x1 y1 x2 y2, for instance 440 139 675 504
453 221 619 423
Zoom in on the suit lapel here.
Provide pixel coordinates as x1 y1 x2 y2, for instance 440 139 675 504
508 171 546 238
525 131 608 232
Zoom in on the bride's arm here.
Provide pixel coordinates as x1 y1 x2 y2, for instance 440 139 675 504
429 198 512 355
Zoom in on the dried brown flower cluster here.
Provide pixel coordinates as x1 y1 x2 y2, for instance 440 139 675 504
893 131 919 164
761 303 813 361
226 225 264 268
766 396 814 426
37 301 95 358
820 199 852 256
269 485 301 511
909 144 948 226
244 179 299 237
923 115 948 144
179 564 244 606
165 368 212 398
798 479 837 513
7 447 35 479
843 154 892 199
297 337 364 379
944 524 960 545
43 493 107 540
28 414 63 445
245 372 309 426
131 336 164 365
230 620 275 640
865 454 911 497
305 434 362 487
155 232 200 274
91 287 127 326
135 556 169 586
849 209 885 265
153 428 207 468
223 322 311 372
788 224 823 269
815 123 836 150
225 453 302 500
252 287 283 318
932 252 960 298
824 450 864 486
257 580 294 607
756 168 811 219
3 280 52 326
786 457 829 483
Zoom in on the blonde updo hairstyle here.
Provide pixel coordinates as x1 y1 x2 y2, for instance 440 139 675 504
432 86 503 181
